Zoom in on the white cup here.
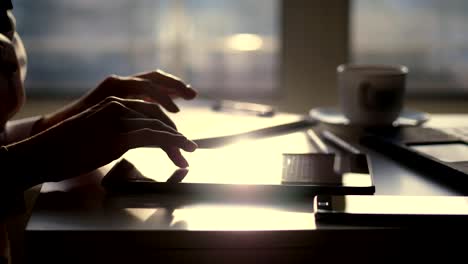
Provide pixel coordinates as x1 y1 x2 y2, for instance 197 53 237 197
337 64 408 127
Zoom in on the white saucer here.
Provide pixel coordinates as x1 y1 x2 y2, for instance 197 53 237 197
309 107 430 127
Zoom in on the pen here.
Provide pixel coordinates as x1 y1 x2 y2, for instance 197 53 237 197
306 129 330 153
321 130 361 154
195 119 315 148
211 100 275 117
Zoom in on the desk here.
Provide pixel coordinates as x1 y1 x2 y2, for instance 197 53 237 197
23 102 468 263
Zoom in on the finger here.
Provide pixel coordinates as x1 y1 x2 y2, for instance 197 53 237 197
110 77 181 113
149 88 180 113
85 99 179 137
166 168 188 183
163 146 189 168
121 129 197 153
101 97 177 129
119 118 180 135
136 69 197 100
123 99 177 129
119 129 197 167
90 100 146 121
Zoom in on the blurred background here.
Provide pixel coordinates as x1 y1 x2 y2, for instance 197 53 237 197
12 0 468 117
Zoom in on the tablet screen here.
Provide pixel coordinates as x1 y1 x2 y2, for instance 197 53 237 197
119 146 373 188
410 143 468 163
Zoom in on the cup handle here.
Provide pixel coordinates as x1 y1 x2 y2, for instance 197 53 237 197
359 81 373 110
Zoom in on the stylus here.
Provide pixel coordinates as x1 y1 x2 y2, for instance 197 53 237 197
306 129 330 153
212 100 275 117
321 130 361 154
194 119 316 148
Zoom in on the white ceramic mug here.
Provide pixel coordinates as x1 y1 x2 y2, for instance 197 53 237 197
337 64 408 127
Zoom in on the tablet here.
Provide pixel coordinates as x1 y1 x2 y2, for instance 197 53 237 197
102 146 375 198
362 126 468 190
315 195 468 226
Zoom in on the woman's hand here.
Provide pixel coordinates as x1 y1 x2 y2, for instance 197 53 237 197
7 97 197 191
33 70 197 134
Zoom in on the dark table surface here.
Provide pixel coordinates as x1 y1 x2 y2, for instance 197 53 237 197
23 102 468 263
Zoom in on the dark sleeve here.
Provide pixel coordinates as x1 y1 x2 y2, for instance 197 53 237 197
0 146 25 220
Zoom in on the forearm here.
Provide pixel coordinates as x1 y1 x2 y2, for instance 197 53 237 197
2 116 42 144
31 99 84 134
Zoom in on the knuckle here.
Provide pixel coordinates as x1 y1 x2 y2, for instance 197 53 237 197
150 119 166 128
104 96 122 103
109 74 120 80
103 74 120 84
104 100 126 112
156 69 184 83
145 101 162 110
140 128 155 136
155 68 165 75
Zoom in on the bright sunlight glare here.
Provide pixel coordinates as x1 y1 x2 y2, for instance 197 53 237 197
226 33 264 51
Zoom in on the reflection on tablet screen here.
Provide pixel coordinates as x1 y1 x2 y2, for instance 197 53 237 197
123 146 284 185
121 145 372 188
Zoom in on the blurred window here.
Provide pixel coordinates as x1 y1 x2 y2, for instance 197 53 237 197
14 0 279 100
352 0 468 96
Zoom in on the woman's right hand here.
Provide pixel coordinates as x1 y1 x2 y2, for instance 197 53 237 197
6 97 197 191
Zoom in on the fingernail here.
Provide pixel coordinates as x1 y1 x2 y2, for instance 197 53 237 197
171 103 180 113
184 140 197 152
185 84 197 99
179 158 189 168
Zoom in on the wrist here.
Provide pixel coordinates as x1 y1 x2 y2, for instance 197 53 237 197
30 115 46 135
31 113 60 135
33 101 82 135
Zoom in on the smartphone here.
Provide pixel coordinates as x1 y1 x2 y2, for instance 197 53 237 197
314 195 468 226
